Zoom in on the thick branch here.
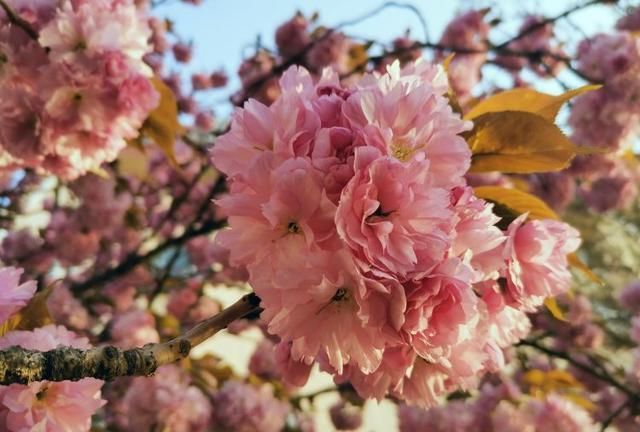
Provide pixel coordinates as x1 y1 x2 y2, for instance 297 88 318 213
0 293 261 385
0 0 39 40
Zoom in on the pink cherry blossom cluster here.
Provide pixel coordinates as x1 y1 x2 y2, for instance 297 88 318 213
0 0 159 179
437 10 490 100
495 15 566 77
570 31 640 152
0 267 105 431
212 59 580 406
565 17 640 212
109 365 212 432
398 378 597 432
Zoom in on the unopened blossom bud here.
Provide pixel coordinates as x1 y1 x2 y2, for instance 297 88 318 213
195 111 215 131
619 281 640 313
191 73 211 90
329 401 363 430
173 42 193 63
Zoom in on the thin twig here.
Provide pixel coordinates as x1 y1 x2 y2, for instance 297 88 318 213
0 0 39 40
493 0 603 50
70 216 225 294
600 398 631 431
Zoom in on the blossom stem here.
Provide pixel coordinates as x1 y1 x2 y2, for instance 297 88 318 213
600 398 631 432
0 0 39 40
0 293 262 385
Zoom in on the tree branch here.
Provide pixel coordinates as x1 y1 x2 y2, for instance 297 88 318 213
0 293 262 385
493 0 603 50
0 0 39 40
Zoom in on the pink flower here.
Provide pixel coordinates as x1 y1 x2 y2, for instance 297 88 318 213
211 381 289 432
46 285 90 331
398 401 476 432
249 339 280 381
214 60 581 407
267 251 403 374
113 365 211 432
619 280 640 313
329 401 363 430
504 216 581 311
0 0 158 179
216 155 338 291
275 13 310 58
451 187 506 280
336 149 453 279
0 325 105 432
172 42 192 63
438 10 490 98
401 258 479 359
0 267 36 326
39 0 152 69
581 174 638 212
109 309 159 348
528 172 576 213
527 394 597 432
343 61 472 186
617 7 640 32
306 30 350 73
490 400 535 432
274 340 313 387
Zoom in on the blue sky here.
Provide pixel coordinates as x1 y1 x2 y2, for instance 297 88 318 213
155 0 625 116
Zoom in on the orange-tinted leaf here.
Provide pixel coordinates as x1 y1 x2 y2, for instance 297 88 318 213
544 297 567 321
442 53 455 72
0 286 53 337
140 77 184 165
118 145 149 180
568 253 603 285
347 42 372 70
466 111 597 173
474 186 559 227
464 85 601 121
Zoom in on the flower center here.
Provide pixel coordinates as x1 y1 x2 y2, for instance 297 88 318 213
391 145 413 162
74 40 87 52
332 287 349 302
287 221 301 234
36 386 49 401
366 204 392 222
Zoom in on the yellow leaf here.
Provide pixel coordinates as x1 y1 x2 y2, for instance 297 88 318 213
0 286 54 337
544 297 567 321
442 53 455 72
524 368 582 393
118 145 149 180
140 77 184 166
442 55 463 116
565 393 597 411
523 368 594 409
464 85 601 121
347 42 372 71
466 111 597 173
474 186 559 227
88 166 110 179
568 253 603 285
